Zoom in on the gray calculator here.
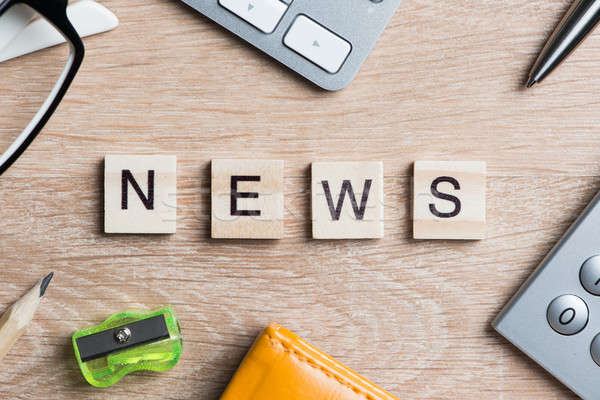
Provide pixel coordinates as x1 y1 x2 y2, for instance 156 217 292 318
494 191 600 399
179 0 403 90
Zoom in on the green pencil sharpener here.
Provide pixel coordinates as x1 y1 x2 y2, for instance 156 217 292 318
72 305 183 387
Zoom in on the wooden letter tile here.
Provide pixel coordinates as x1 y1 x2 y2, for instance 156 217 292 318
413 161 486 240
105 154 177 234
312 161 384 239
211 159 284 239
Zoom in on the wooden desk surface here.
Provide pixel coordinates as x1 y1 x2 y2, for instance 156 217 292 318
1 0 598 398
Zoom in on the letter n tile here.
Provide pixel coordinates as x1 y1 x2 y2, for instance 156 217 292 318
104 154 177 234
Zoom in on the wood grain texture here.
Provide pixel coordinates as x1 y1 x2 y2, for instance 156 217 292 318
0 0 598 398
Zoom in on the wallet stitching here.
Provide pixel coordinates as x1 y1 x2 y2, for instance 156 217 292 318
267 334 376 400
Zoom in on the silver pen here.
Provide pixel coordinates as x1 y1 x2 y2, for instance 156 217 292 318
527 0 600 87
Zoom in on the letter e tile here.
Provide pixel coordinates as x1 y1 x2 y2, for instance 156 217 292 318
211 159 284 239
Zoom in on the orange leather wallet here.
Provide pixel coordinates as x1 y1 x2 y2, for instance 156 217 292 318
221 323 398 400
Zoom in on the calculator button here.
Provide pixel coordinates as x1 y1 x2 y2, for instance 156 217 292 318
283 15 351 74
591 334 600 366
547 295 588 335
219 0 288 34
580 255 600 295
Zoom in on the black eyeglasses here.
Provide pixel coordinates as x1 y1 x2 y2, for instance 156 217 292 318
0 0 84 175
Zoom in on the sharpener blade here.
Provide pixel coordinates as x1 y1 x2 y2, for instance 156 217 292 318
76 314 170 362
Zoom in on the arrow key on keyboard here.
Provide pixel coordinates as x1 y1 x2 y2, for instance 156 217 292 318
283 15 351 74
219 0 288 34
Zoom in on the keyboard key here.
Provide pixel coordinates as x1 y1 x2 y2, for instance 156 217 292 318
219 0 288 34
283 15 351 74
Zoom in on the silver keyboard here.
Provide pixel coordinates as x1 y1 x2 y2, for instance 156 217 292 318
180 0 403 90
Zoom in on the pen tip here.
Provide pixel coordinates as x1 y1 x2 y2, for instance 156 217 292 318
526 79 536 88
39 272 54 297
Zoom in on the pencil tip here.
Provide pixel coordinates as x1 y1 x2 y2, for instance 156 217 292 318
526 79 536 88
39 272 54 297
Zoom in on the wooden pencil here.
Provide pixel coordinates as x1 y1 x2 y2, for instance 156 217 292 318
0 272 53 362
